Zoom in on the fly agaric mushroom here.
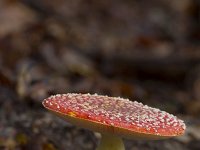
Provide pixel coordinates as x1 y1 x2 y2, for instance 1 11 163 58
42 93 186 150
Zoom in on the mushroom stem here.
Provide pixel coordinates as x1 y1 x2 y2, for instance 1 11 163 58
96 133 125 150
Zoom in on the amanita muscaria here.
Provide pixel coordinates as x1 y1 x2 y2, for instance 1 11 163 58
42 93 186 150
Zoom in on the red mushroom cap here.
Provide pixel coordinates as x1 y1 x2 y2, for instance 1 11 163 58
42 93 186 139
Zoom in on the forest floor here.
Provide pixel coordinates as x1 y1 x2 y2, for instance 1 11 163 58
0 0 200 149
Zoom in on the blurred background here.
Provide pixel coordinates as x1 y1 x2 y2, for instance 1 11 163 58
0 0 200 149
